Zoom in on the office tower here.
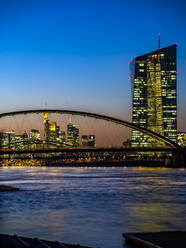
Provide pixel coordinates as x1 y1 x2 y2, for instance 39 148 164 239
177 132 186 147
82 135 88 147
44 112 50 145
14 134 25 149
73 127 79 146
49 121 57 144
67 123 74 146
67 123 79 147
29 129 40 149
88 135 95 147
22 131 28 140
29 129 40 141
0 132 4 148
57 131 66 146
81 135 95 147
130 42 177 147
2 131 15 149
44 113 60 147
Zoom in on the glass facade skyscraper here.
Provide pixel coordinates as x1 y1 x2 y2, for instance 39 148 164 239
67 123 79 147
131 44 177 147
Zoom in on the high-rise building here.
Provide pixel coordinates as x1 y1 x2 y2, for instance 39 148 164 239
81 135 95 147
82 135 88 147
44 113 60 147
67 123 74 146
2 131 15 149
0 132 4 148
44 112 50 145
15 134 25 149
29 129 40 141
88 135 95 147
67 123 79 147
29 129 40 149
49 121 57 144
57 131 66 146
130 42 177 147
177 132 186 147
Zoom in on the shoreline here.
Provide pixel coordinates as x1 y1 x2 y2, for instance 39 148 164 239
0 185 19 191
0 161 185 168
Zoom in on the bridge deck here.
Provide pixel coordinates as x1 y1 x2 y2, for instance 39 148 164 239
0 146 183 155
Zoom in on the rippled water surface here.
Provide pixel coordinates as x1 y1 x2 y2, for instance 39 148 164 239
0 166 186 248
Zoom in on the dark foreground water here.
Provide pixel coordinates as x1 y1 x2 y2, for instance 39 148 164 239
0 167 186 248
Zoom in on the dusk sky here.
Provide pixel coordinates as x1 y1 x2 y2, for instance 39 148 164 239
0 0 186 131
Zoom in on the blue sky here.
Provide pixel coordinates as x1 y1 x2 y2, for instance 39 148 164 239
0 0 186 131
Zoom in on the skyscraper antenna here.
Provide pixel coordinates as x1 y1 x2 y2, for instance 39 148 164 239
69 115 72 123
158 33 161 49
44 102 48 110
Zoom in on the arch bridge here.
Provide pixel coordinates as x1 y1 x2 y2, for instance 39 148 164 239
0 109 178 147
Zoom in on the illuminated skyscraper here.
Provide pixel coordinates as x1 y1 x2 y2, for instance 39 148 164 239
44 113 60 147
130 42 177 147
81 135 88 147
88 135 95 147
2 131 15 149
49 121 57 144
29 129 40 149
67 123 79 147
44 112 50 145
177 132 186 147
30 129 40 141
57 131 66 146
81 135 96 147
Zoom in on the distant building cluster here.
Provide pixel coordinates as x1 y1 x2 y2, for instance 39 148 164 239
0 113 95 149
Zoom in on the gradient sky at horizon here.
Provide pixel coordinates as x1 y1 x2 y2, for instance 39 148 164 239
0 0 186 132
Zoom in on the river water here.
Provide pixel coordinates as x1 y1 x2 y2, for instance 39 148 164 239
0 166 186 248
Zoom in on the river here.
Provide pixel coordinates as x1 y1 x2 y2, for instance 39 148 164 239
0 166 186 248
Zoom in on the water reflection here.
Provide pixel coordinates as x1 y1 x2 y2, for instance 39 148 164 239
0 167 186 248
123 202 186 232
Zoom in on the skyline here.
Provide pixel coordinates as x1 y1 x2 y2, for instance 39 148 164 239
0 0 186 132
0 112 130 147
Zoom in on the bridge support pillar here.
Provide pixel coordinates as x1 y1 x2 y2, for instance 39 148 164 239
172 149 186 168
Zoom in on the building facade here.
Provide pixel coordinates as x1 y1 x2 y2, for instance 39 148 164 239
131 44 177 146
177 132 186 147
29 129 40 149
88 135 95 147
44 112 61 147
67 123 79 147
81 135 88 147
1 131 15 149
81 135 95 147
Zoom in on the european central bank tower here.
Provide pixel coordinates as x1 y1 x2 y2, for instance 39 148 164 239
130 44 177 147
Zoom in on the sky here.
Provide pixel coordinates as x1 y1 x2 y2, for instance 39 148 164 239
0 0 186 132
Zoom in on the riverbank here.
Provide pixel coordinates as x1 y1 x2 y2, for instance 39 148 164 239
123 231 186 248
0 233 91 248
0 160 185 168
0 185 19 191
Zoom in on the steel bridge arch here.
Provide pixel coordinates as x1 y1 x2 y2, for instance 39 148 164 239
0 109 178 147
